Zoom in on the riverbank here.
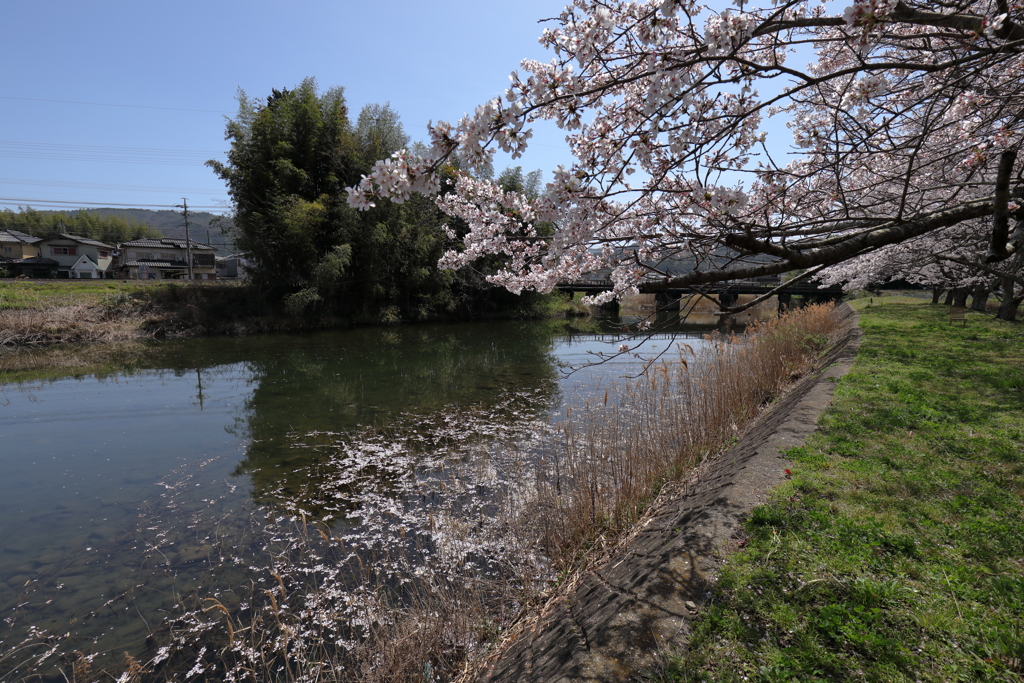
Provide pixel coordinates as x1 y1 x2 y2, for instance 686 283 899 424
0 301 845 683
471 304 861 682
0 279 590 349
0 296 847 679
659 299 1024 682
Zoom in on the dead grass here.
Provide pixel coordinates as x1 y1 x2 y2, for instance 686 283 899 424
533 303 846 569
0 282 329 349
0 302 151 347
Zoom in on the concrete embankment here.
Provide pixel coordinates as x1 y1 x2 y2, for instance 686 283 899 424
475 304 861 683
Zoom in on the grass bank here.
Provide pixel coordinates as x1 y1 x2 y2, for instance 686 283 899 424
0 280 588 349
660 300 1024 682
0 280 308 347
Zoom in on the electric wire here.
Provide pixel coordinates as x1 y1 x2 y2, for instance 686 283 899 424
0 141 225 166
0 197 226 211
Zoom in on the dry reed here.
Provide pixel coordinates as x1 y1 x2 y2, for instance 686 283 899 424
0 302 151 347
532 302 844 567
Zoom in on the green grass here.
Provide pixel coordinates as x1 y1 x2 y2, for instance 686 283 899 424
659 301 1024 683
0 280 132 309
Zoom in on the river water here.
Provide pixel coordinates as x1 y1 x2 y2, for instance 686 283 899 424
0 313 725 678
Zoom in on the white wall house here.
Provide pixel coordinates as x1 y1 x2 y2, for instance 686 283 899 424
70 254 103 279
36 234 116 278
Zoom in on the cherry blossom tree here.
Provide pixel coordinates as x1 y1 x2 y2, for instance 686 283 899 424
819 216 1024 315
347 0 1024 319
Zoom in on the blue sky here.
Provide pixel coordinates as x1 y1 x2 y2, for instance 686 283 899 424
1 0 573 215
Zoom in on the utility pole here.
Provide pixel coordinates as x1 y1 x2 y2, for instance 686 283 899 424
175 198 194 280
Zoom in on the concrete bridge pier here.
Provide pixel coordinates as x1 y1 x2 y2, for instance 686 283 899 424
655 290 681 312
718 289 738 309
778 292 792 314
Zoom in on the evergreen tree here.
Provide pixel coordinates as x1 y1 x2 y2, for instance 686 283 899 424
210 80 550 321
208 78 363 297
0 208 158 243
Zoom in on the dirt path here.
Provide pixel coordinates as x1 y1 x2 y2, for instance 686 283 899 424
475 305 862 683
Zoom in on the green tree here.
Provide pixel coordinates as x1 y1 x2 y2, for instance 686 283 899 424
207 78 363 296
495 166 543 200
210 80 553 322
355 102 408 166
0 207 158 243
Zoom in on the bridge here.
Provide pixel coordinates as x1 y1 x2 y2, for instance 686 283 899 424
555 277 844 311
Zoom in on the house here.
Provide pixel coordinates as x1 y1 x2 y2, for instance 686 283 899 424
35 234 116 278
117 238 217 280
10 256 62 278
215 253 251 280
0 229 42 260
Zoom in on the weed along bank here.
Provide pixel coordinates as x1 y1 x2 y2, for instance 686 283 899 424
0 304 848 682
663 298 1024 682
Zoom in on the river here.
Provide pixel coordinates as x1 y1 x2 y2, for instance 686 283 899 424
0 313 724 679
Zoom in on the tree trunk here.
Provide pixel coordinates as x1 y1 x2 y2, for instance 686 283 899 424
952 288 969 307
997 276 1021 321
944 289 955 305
931 286 944 304
970 285 990 312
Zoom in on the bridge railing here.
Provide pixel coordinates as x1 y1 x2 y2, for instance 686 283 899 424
555 277 838 294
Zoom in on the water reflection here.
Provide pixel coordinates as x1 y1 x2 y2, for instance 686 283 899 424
0 314 716 677
230 321 569 508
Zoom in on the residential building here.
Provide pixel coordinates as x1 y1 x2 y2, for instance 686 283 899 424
9 255 62 278
0 229 42 260
36 234 116 278
118 238 217 280
215 253 251 280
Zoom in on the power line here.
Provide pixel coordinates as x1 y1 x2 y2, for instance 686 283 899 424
0 96 233 115
0 197 226 211
1 141 224 155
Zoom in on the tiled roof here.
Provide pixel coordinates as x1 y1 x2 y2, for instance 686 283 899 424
16 256 60 266
40 233 114 249
0 229 41 244
121 259 187 269
120 238 215 251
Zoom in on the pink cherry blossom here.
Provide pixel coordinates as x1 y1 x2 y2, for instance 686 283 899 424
346 0 1024 319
